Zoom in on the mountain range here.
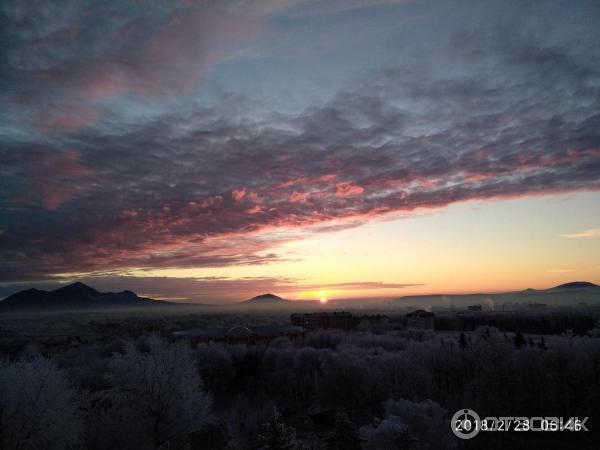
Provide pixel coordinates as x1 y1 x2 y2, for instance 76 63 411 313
0 282 166 312
395 281 600 309
1 281 598 312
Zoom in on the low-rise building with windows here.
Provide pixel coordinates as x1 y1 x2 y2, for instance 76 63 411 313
406 309 435 329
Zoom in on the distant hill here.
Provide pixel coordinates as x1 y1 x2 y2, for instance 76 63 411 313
0 282 167 312
242 293 290 304
551 281 599 289
395 281 600 309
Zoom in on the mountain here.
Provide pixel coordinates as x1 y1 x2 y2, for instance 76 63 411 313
395 281 600 309
242 293 290 304
551 281 599 289
0 282 166 312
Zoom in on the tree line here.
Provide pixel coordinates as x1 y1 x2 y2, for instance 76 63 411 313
1 326 599 449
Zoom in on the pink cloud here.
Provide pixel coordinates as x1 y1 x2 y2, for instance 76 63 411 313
335 181 364 196
27 150 92 209
247 205 264 214
120 209 140 219
247 191 262 202
289 191 309 203
25 3 266 132
202 195 224 208
232 188 247 201
34 104 104 133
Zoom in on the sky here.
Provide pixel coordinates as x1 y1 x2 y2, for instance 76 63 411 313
1 0 599 303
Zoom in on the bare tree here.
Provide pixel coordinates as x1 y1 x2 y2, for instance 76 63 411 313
0 357 80 450
258 407 298 450
110 335 211 449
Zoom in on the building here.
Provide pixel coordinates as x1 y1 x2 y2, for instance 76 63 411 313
290 312 390 331
173 325 305 346
468 305 482 312
355 314 390 330
290 312 354 330
527 303 547 310
406 309 435 330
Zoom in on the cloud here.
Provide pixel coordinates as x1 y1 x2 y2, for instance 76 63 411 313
335 181 364 197
546 268 575 274
293 281 421 291
0 0 599 284
288 191 309 203
5 149 93 209
35 104 104 134
561 228 600 239
0 0 265 131
232 189 247 202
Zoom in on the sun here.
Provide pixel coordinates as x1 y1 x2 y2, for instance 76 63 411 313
319 291 328 303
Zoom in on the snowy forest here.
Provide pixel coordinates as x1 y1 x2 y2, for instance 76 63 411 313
1 321 599 450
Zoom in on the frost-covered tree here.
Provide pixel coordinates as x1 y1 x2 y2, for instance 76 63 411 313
0 357 80 450
195 343 235 392
269 336 294 349
360 418 421 450
228 392 276 446
80 388 139 450
320 351 371 413
258 407 298 450
189 421 237 450
383 398 456 449
588 319 600 338
304 329 344 349
110 335 211 449
333 411 361 450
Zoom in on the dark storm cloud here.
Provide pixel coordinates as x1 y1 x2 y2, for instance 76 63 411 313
1 0 599 282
